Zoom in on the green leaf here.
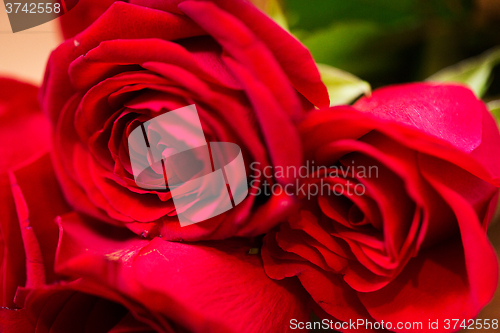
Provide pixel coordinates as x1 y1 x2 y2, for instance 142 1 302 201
426 46 500 97
488 99 500 125
317 63 371 106
299 21 410 80
257 0 289 31
284 0 420 31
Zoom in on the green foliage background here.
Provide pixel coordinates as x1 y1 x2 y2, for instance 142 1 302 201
281 0 500 101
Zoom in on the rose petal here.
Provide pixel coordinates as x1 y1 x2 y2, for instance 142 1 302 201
55 213 311 333
262 233 373 323
354 83 483 154
0 78 51 173
41 2 205 123
357 159 498 327
0 174 25 308
187 0 329 107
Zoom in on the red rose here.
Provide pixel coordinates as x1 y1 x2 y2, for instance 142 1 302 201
1 154 310 333
0 78 70 330
0 78 130 332
0 78 52 313
262 83 500 330
41 0 329 241
1 77 311 333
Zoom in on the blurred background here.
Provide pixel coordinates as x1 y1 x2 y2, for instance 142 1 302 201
1 0 499 327
280 0 500 103
0 4 59 84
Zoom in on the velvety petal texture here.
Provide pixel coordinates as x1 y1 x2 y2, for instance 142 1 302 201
1 147 310 333
53 212 310 333
2 76 312 332
0 78 52 309
0 78 51 173
41 0 329 241
0 77 154 333
58 0 118 39
262 83 500 332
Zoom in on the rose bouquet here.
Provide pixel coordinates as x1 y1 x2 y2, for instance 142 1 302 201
1 0 499 332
